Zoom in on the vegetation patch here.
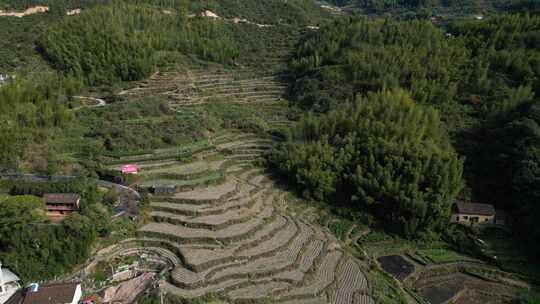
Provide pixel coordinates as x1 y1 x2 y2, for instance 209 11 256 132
377 255 415 281
270 89 463 237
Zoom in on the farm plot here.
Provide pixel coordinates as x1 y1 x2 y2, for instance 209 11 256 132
138 171 223 189
377 255 415 281
104 128 375 303
418 278 464 304
167 68 288 108
140 160 224 177
411 263 525 304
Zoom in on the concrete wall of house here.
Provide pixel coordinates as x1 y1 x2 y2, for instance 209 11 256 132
70 284 82 304
452 213 494 225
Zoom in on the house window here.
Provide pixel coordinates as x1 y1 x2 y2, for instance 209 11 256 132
463 216 469 220
471 217 479 223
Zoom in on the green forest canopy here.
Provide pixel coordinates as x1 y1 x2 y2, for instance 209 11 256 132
271 89 463 237
0 180 109 281
284 14 540 249
323 0 540 14
38 1 238 86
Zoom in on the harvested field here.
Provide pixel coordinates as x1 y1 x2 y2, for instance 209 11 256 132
279 250 343 299
121 129 374 302
228 281 290 300
353 294 375 304
139 210 271 243
281 298 328 304
141 160 223 176
333 259 369 304
377 255 415 281
418 279 464 304
413 265 523 304
173 179 238 201
138 172 223 189
236 219 298 257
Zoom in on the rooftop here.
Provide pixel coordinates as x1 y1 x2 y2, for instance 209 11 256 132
454 201 496 216
21 283 79 304
43 194 80 205
1 268 20 283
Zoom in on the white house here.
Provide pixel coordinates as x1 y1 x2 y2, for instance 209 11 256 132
0 261 21 304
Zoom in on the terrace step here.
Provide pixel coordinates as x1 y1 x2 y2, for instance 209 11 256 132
179 215 289 272
332 258 369 304
353 294 376 304
170 260 246 288
161 279 245 299
207 221 314 281
228 281 290 300
117 247 182 266
280 297 328 304
140 160 225 178
273 239 325 283
139 205 273 244
217 140 274 150
150 196 272 229
278 250 343 300
150 184 260 216
172 179 239 203
236 218 298 258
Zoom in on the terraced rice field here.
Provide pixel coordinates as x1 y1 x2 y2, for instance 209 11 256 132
106 132 373 303
119 65 288 109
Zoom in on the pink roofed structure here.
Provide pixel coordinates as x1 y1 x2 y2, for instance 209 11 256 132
121 164 139 175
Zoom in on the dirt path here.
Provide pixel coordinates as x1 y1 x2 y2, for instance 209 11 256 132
0 6 48 17
72 96 106 110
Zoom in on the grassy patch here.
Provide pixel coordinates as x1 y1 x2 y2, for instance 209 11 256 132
368 266 408 304
139 171 223 188
416 248 466 264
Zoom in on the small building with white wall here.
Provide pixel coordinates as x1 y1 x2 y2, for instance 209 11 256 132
452 201 496 225
0 261 21 304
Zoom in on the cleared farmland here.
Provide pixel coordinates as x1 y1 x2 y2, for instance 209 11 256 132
102 129 373 303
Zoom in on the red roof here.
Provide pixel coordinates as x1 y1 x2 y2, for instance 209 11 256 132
121 164 139 174
22 283 79 304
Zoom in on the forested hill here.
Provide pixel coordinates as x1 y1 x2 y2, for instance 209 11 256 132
322 0 540 17
0 0 329 174
282 14 540 252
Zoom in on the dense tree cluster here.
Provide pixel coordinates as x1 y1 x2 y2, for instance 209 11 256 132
0 73 80 173
0 180 109 281
271 90 463 237
325 0 539 14
189 0 327 26
288 18 469 114
38 1 238 85
282 15 540 244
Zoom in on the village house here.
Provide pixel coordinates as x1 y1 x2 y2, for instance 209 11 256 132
43 193 81 218
452 201 496 225
0 262 21 304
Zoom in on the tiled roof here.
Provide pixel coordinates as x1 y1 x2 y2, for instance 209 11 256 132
22 283 79 304
43 194 80 205
455 202 495 216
